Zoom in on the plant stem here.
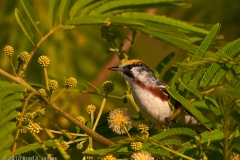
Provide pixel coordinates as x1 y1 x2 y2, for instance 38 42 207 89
81 90 123 99
123 124 131 139
125 92 140 113
88 110 94 149
12 92 37 153
48 129 88 137
24 25 61 73
0 69 115 146
92 96 107 131
9 57 17 77
44 67 49 91
51 88 66 103
151 140 195 160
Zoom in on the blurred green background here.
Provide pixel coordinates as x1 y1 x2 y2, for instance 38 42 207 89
0 0 240 157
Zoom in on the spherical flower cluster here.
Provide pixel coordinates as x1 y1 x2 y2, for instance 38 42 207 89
61 141 70 150
228 153 240 160
66 77 77 88
76 142 83 150
36 108 46 115
48 80 58 90
39 88 47 97
18 51 30 62
102 155 116 160
27 122 42 133
138 124 149 132
20 127 28 134
77 116 86 124
102 81 114 94
131 142 142 151
85 148 94 160
108 108 132 135
38 55 50 67
24 112 35 119
131 151 154 160
86 105 96 114
139 131 149 140
3 45 14 57
138 124 149 139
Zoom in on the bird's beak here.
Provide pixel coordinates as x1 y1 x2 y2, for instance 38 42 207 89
108 66 121 71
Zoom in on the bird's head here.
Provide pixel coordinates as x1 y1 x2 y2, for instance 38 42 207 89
108 59 156 85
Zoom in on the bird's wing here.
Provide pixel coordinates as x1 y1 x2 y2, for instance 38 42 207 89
156 80 170 98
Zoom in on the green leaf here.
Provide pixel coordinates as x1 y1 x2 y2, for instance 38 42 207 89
213 85 240 99
0 82 25 156
200 129 224 142
59 0 71 24
120 12 209 35
80 1 108 16
185 23 220 85
167 87 212 130
0 110 19 127
178 78 222 116
0 84 25 99
90 0 188 15
145 147 170 157
201 38 240 88
20 0 42 35
58 25 76 31
134 27 198 53
48 0 59 28
0 101 22 118
69 0 97 18
151 127 196 141
66 15 147 27
154 52 175 78
0 122 15 151
159 139 182 146
15 9 34 45
15 140 55 155
162 66 178 84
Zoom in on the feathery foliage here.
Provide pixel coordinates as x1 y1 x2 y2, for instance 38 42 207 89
0 0 239 159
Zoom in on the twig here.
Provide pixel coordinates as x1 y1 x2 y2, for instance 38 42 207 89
92 97 107 131
0 69 115 146
24 25 61 73
12 91 37 153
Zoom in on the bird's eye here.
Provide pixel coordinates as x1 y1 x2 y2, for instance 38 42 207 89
127 65 133 70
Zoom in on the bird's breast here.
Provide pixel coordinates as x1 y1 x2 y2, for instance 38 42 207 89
131 80 172 124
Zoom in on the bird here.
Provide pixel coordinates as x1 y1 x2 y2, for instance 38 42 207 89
108 59 207 132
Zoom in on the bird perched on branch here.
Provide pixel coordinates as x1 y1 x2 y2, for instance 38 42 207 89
108 59 207 132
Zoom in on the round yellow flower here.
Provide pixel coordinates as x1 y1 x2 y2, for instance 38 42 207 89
77 116 86 124
102 155 116 160
48 80 58 90
38 55 50 67
108 108 132 135
39 88 47 97
131 151 154 160
86 104 96 114
61 141 69 150
131 142 142 151
138 124 149 132
18 51 30 62
27 122 42 133
102 81 114 94
66 77 77 88
3 45 14 57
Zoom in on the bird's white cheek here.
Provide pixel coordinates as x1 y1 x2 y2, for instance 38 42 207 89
131 85 172 124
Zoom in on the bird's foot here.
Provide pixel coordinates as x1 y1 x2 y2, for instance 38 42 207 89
165 117 175 126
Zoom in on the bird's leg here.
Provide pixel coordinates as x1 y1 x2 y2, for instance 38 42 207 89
165 117 173 126
165 107 182 126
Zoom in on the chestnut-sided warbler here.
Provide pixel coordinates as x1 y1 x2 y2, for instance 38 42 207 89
109 59 206 132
